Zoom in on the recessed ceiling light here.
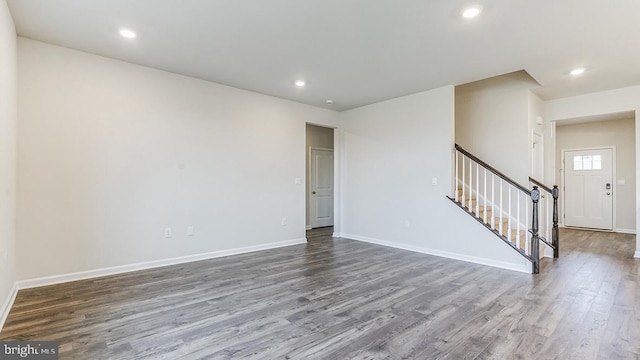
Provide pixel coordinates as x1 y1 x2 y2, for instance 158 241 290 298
462 7 481 19
295 80 306 87
119 29 136 39
325 100 334 105
570 67 586 76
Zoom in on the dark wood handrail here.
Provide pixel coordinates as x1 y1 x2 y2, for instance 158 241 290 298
455 144 531 195
529 177 553 194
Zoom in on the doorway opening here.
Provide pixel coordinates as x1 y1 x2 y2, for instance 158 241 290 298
531 130 544 181
305 124 334 230
555 114 636 233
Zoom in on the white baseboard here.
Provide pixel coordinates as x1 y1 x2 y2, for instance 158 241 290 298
332 232 340 238
634 251 640 259
16 238 307 290
0 283 18 331
615 228 636 234
338 233 531 274
305 225 312 230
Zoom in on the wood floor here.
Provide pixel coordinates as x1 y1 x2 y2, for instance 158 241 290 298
1 227 638 359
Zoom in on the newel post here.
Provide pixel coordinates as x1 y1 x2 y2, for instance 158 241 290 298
552 185 559 258
531 186 540 274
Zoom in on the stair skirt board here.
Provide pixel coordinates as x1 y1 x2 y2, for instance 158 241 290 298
338 233 531 274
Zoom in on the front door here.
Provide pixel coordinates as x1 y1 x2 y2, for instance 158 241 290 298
309 148 334 228
563 148 613 230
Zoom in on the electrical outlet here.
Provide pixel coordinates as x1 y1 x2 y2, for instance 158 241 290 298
164 228 172 238
281 217 287 226
187 226 194 236
404 220 411 228
431 177 438 185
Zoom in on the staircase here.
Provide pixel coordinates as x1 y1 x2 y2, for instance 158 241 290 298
447 144 559 274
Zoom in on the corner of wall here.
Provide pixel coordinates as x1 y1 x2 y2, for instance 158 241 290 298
0 0 18 332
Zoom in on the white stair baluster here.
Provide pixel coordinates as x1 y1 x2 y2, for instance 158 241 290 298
461 155 466 206
517 191 521 249
499 179 503 237
475 162 480 215
483 168 487 222
455 151 459 202
468 159 473 210
524 195 533 255
508 186 512 242
491 174 495 229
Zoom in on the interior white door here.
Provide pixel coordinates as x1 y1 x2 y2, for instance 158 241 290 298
309 149 334 228
564 148 613 230
532 132 544 180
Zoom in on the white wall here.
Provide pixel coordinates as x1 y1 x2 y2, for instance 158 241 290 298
16 38 339 280
544 86 640 257
0 0 17 325
556 118 636 232
339 86 531 273
456 71 539 185
305 124 334 227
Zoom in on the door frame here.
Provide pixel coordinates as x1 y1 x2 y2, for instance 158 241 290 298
308 147 334 229
560 146 616 230
304 122 340 237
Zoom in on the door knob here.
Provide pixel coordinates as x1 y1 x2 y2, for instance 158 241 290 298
312 191 316 194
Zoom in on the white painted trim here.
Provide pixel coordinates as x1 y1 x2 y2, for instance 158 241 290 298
615 228 636 234
634 251 640 258
562 225 615 233
305 225 312 230
304 122 341 239
338 233 532 274
0 283 18 331
332 232 340 238
309 147 334 152
16 238 307 290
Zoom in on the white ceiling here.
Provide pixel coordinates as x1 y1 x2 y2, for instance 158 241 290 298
7 0 640 111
